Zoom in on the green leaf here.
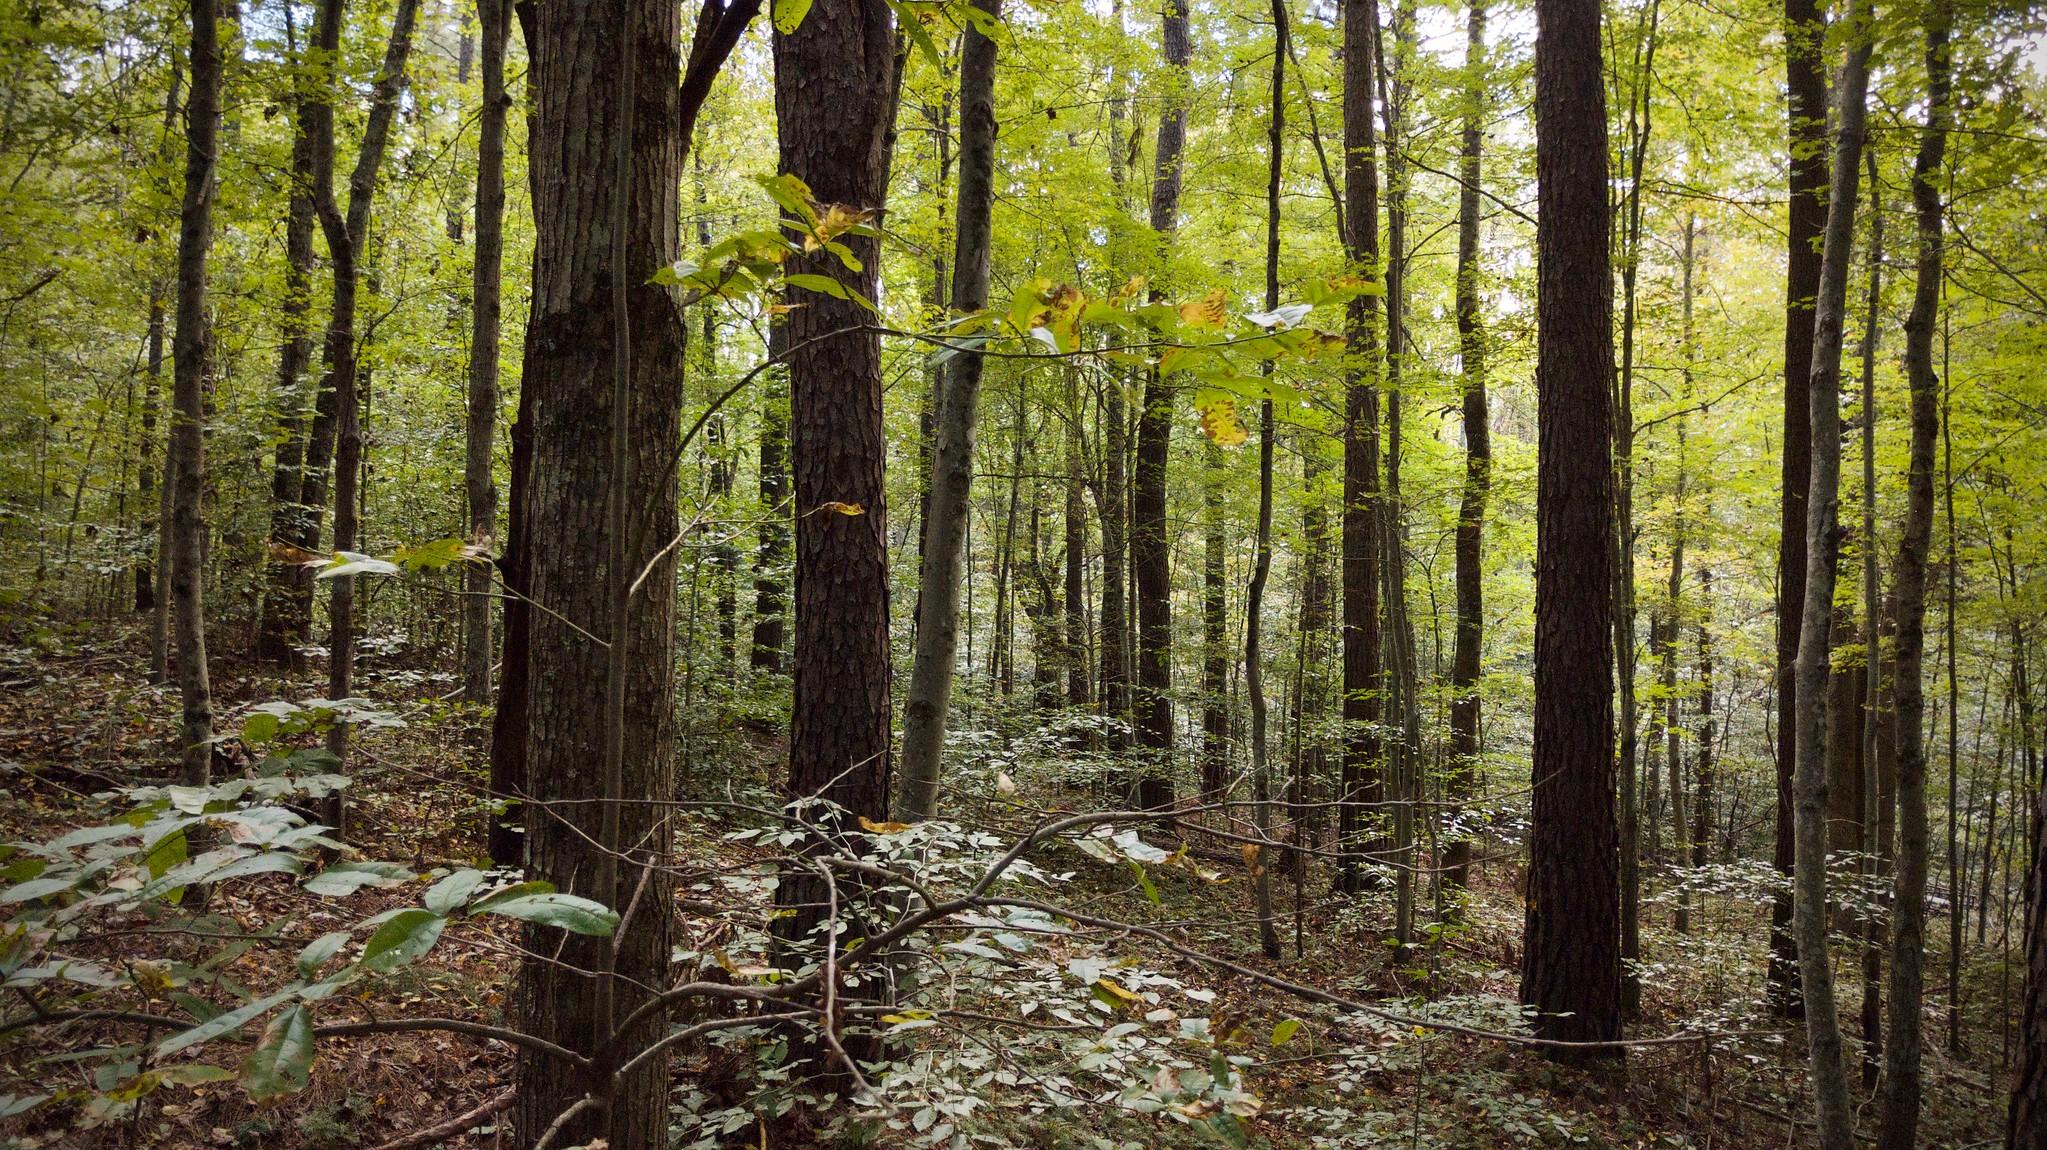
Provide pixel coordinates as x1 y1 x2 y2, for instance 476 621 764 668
1128 860 1160 906
1269 1018 1301 1046
209 851 302 883
465 879 554 912
423 868 485 914
295 931 352 979
156 988 299 1058
240 711 281 746
360 909 446 972
315 551 401 580
240 1005 314 1101
473 892 618 937
0 876 74 904
0 1093 49 1119
784 273 880 314
303 861 414 897
772 0 813 34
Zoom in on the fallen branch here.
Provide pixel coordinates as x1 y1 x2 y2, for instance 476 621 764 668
367 1088 514 1150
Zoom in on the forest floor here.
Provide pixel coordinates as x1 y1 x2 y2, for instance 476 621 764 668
0 619 2019 1149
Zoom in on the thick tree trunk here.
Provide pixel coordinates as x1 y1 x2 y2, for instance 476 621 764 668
1131 0 1190 813
898 0 1000 822
169 0 221 788
1791 1 1874 1141
1879 3 1947 1144
1772 0 1830 1020
1521 0 1621 1052
462 0 508 706
2012 706 2047 1147
1337 0 1385 895
1444 0 1488 903
771 0 900 1068
511 3 685 1145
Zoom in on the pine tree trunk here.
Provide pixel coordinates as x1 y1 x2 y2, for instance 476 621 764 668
169 0 221 788
1132 0 1190 813
770 0 900 1069
752 321 789 674
899 0 999 822
1445 0 1488 903
1879 3 1947 1143
1772 0 1830 1020
511 3 685 1144
1792 0 1874 1140
1522 0 1622 1052
462 0 507 706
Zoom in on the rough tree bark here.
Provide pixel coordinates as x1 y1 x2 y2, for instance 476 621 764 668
898 0 1000 822
169 0 221 788
1521 0 1621 1052
752 321 789 674
510 1 686 1144
770 0 900 1067
1791 0 1874 1140
1878 2 1947 1144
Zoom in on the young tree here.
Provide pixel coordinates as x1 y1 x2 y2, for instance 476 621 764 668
1444 0 1489 902
462 0 509 707
1879 1 1949 1144
899 0 1001 822
1791 0 1875 1140
168 0 221 788
1521 0 1621 1051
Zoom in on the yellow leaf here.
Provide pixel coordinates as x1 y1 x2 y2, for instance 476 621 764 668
1094 976 1141 1002
1198 396 1250 448
1177 287 1228 329
858 816 913 834
814 501 865 516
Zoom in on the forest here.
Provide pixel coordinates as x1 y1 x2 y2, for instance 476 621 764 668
1 0 2045 1145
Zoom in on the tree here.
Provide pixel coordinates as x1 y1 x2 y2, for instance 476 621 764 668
168 0 221 789
1521 0 1621 1051
899 0 1001 823
1131 0 1191 813
1790 0 1875 1139
1444 0 1489 902
1879 0 1949 1144
462 0 509 709
770 0 900 1065
1771 0 1830 1021
509 1 687 1142
1338 0 1385 896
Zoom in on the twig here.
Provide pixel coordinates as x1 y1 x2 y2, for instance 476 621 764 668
366 1088 513 1150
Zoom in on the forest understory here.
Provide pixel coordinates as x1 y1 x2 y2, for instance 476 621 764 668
0 621 2019 1149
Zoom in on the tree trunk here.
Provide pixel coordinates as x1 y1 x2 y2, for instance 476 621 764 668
463 0 508 706
1132 0 1190 813
1063 366 1090 709
2011 682 2047 1147
1772 0 1830 1020
169 0 221 788
1613 0 1659 1015
752 321 790 674
899 0 999 822
320 0 421 830
1522 0 1621 1053
1667 212 1696 934
1444 0 1488 903
1858 143 1888 1089
1201 440 1229 801
258 8 321 670
771 0 900 1069
511 2 686 1144
1337 0 1385 895
1693 566 1717 871
1245 0 1286 961
1878 8 1947 1142
1792 1 1874 1141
